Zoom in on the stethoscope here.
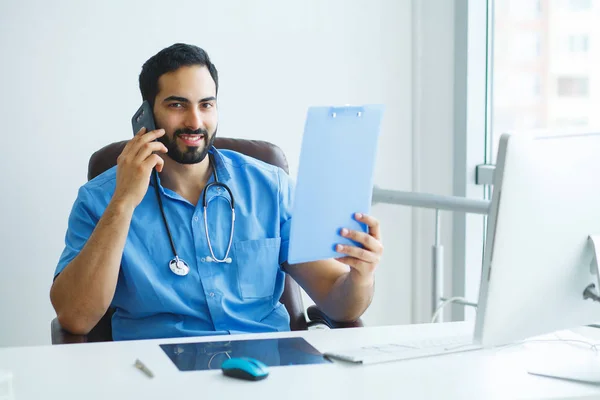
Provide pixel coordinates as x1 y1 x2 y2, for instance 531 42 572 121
153 152 236 276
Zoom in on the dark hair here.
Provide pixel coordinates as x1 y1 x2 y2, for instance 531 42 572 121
139 43 219 107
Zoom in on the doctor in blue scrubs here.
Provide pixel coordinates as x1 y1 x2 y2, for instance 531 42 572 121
49 43 384 341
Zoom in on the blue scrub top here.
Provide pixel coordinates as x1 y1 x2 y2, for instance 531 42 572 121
55 147 294 340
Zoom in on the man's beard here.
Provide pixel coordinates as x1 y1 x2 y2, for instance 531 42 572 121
158 127 217 164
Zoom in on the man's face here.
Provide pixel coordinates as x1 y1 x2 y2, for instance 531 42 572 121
152 65 218 165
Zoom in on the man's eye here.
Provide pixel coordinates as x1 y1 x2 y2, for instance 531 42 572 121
169 103 182 108
202 103 214 109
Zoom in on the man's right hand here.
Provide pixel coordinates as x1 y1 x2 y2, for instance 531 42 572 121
50 126 168 334
112 127 168 210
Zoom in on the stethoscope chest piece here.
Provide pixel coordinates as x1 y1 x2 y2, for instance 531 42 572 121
169 256 190 276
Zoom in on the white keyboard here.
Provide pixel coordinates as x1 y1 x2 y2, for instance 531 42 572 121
324 335 481 364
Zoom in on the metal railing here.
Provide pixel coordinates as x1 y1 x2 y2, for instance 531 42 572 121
371 174 493 321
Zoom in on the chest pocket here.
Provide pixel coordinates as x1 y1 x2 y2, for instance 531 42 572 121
233 238 281 299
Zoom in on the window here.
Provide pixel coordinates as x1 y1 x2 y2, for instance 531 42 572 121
568 35 589 53
510 0 542 19
554 117 589 127
519 74 542 100
568 0 592 11
557 76 589 97
465 0 596 325
512 32 542 61
494 73 541 107
531 75 542 97
490 0 596 161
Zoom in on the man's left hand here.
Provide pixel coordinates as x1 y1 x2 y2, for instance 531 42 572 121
334 213 383 283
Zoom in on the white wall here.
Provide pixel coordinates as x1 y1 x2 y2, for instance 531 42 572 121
0 0 461 347
0 0 412 347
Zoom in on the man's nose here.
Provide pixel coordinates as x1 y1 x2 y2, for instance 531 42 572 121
184 108 205 131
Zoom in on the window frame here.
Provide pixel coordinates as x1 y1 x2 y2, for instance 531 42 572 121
451 0 491 321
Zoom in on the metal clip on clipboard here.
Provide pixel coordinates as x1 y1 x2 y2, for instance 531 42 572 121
330 105 364 118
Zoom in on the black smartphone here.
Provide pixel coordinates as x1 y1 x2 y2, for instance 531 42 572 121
131 100 156 136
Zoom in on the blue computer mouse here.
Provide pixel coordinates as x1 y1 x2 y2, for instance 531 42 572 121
221 357 269 381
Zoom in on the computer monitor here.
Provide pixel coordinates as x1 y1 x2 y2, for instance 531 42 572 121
474 131 600 347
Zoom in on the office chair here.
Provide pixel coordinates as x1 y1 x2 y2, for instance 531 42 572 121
51 137 363 344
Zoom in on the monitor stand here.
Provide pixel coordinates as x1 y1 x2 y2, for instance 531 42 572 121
583 235 600 303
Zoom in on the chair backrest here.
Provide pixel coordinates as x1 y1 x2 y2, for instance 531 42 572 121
87 137 307 341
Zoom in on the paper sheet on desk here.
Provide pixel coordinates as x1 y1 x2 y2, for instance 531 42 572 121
524 330 600 385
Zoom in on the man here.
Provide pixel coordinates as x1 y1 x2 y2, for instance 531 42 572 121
50 43 384 341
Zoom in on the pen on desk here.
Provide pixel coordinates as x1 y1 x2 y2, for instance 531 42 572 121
134 358 154 378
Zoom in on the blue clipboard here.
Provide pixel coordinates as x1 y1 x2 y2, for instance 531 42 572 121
288 104 385 265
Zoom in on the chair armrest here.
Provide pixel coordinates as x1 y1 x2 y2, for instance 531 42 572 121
306 305 364 329
51 318 89 345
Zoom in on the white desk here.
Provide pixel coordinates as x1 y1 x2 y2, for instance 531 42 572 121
1 322 600 400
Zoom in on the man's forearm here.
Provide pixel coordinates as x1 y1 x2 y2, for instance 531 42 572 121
50 200 134 334
318 271 375 322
